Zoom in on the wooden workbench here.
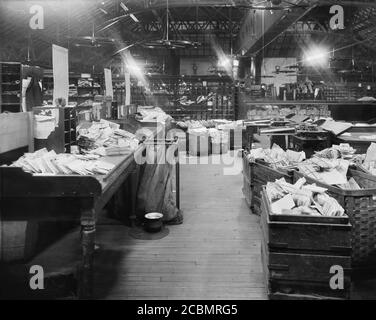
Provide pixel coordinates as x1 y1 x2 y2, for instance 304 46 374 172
0 149 142 299
0 124 179 299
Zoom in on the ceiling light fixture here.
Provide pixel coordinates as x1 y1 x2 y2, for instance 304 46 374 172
130 14 139 23
120 2 139 23
120 2 129 11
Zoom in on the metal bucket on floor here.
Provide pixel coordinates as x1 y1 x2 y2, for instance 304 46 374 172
144 213 164 233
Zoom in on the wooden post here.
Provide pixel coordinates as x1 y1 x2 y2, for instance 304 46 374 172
79 220 95 300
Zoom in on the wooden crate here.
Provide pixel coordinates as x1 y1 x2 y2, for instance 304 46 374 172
251 160 294 215
260 190 351 254
261 241 351 300
260 189 352 299
242 175 252 208
293 170 376 272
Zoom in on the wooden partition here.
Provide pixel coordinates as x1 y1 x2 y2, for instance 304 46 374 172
0 112 33 155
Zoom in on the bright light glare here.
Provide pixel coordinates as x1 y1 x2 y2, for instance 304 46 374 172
121 51 148 88
218 57 231 68
303 46 329 67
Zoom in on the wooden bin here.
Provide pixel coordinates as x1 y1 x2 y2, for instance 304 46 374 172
251 160 294 215
242 151 252 208
260 189 352 300
293 169 376 274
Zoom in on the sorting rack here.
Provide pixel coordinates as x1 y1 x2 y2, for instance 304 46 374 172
64 106 77 153
129 75 236 121
0 62 22 113
42 73 102 104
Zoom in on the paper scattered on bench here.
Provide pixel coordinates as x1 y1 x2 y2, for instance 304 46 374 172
7 148 115 176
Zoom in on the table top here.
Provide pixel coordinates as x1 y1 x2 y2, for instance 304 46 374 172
338 132 376 143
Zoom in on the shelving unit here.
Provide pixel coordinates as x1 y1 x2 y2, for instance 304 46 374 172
238 96 376 122
113 78 126 107
42 73 102 105
127 75 235 120
63 106 77 153
0 62 22 113
76 77 101 103
112 77 145 107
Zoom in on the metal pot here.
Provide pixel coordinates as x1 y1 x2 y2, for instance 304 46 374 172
144 212 163 233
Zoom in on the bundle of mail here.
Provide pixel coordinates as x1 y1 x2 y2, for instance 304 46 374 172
313 143 357 160
266 177 346 217
246 144 306 169
177 92 216 106
137 106 172 123
7 148 115 176
176 119 240 130
297 157 363 189
176 120 216 130
77 119 139 156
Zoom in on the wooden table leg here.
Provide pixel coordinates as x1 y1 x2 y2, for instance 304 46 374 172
79 218 95 300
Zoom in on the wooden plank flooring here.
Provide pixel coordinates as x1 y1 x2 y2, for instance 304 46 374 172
94 153 266 300
14 152 376 299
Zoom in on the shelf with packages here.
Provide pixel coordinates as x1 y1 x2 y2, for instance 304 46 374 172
249 82 376 102
175 75 235 121
42 73 102 104
63 106 77 153
239 81 376 121
0 62 22 113
239 99 332 123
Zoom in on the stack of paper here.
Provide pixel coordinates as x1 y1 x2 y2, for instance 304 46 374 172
77 119 139 153
8 148 115 176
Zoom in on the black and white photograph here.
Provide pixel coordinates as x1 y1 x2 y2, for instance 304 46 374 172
0 0 376 307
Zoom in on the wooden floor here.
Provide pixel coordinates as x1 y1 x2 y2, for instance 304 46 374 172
5 151 376 299
94 153 266 300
